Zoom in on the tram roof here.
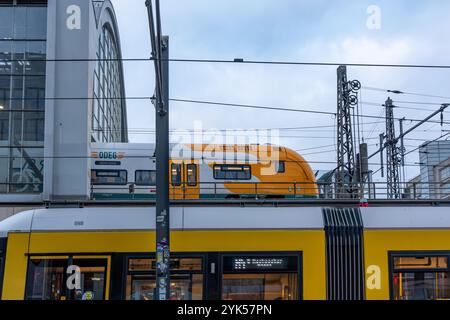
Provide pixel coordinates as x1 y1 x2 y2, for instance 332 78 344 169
0 207 324 236
2 206 450 237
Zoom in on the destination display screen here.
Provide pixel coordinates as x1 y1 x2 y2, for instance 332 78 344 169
223 255 298 273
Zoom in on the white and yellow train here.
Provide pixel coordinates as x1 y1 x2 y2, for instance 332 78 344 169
90 143 318 200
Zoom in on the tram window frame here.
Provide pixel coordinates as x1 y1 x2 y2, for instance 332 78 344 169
186 164 198 187
220 252 302 301
91 169 128 186
124 253 207 300
389 251 450 300
135 170 156 186
24 256 109 301
171 163 182 187
213 164 252 181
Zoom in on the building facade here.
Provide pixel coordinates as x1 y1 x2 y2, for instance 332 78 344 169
417 140 450 199
0 0 127 202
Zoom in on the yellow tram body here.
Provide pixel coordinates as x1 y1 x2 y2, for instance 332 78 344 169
2 206 450 301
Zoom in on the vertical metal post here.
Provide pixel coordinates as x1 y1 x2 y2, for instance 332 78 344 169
379 133 385 178
385 98 401 199
155 36 170 301
336 66 360 199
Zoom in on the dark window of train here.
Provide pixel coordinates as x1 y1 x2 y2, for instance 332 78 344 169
277 161 286 173
221 255 300 300
391 255 450 300
186 164 197 187
213 165 252 180
125 257 204 300
135 170 156 186
91 170 127 185
171 164 182 186
25 258 107 300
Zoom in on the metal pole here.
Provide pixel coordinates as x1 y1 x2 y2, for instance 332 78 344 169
154 36 170 301
146 0 170 300
385 98 401 199
379 133 385 178
369 104 450 160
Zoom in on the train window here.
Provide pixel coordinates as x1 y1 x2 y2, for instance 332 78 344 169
221 255 299 300
126 257 203 300
277 161 286 173
171 164 182 186
392 255 450 300
186 164 197 187
213 165 252 180
135 170 156 186
91 170 127 185
94 161 121 166
25 258 108 301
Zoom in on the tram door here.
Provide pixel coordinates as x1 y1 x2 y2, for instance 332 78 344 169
170 161 199 199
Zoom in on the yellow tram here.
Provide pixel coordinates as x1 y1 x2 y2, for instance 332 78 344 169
1 206 450 300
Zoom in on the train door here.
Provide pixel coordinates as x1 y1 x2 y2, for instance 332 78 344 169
170 161 184 199
184 161 199 199
170 161 199 199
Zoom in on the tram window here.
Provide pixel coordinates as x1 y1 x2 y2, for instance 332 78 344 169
221 255 299 300
186 164 197 187
392 255 450 300
72 259 107 301
171 164 182 186
213 165 252 180
91 170 127 185
126 257 203 300
135 170 156 186
222 274 298 300
26 259 66 300
25 258 107 301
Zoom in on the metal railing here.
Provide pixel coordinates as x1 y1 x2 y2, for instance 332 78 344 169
90 181 450 201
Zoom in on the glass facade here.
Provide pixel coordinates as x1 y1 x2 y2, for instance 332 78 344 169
93 25 125 143
0 2 47 194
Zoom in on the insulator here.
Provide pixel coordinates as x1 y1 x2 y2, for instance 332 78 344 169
349 95 358 106
350 80 361 92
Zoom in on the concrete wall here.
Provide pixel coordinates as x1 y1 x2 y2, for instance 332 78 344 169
43 0 97 201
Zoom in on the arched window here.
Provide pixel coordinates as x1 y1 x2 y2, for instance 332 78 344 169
92 25 124 143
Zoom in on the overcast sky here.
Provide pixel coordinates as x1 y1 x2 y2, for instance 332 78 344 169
110 0 450 181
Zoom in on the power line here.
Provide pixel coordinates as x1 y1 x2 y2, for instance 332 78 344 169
361 101 450 114
0 57 450 69
2 154 443 168
362 86 450 100
404 132 450 156
170 98 450 125
5 57 450 69
3 94 450 125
